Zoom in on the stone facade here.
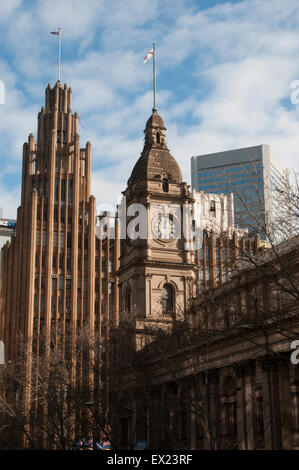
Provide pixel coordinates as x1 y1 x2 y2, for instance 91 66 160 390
112 238 299 450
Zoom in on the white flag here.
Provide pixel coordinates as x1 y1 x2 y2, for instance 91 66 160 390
144 49 153 63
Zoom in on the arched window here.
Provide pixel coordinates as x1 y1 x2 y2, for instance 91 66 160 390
162 178 169 192
156 132 161 144
125 287 131 313
162 284 174 313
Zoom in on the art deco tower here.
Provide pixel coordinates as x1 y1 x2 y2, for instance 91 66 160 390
0 81 119 362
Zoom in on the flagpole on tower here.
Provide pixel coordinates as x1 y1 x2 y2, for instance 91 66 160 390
51 27 61 82
144 44 157 111
153 42 157 111
58 27 61 82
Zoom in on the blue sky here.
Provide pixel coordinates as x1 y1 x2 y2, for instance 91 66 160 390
0 0 299 217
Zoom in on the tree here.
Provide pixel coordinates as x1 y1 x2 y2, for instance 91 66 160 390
0 328 110 449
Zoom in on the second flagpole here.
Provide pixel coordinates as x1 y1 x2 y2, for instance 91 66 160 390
153 42 156 111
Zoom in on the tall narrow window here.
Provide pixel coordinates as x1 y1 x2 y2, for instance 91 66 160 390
162 284 174 313
42 230 47 246
53 232 58 248
125 287 131 313
44 179 48 198
55 155 60 171
162 178 169 192
59 231 65 250
36 230 40 245
156 132 161 144
38 179 43 197
61 179 66 202
55 178 59 201
40 295 45 313
67 232 72 249
68 207 72 223
68 180 73 205
224 402 237 436
60 208 65 223
205 244 209 260
255 390 265 448
210 200 216 216
222 377 237 442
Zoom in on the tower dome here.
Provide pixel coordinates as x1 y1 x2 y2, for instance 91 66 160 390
128 109 182 185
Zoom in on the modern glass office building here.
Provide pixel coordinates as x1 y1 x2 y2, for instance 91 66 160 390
191 145 289 238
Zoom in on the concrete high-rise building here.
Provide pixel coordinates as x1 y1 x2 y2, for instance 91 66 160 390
191 145 289 236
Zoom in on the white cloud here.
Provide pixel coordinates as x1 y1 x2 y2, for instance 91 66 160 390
0 184 20 219
0 0 22 24
1 0 299 219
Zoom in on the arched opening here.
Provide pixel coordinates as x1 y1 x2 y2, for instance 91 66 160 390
125 287 131 313
162 178 169 192
162 284 174 313
156 132 161 144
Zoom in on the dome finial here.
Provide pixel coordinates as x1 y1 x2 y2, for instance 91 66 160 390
128 111 182 185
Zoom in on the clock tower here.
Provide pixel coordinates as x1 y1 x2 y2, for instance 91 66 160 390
118 109 195 344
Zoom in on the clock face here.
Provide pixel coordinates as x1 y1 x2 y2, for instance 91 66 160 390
152 215 176 240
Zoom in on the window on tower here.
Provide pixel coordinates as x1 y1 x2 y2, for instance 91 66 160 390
55 178 59 201
162 178 169 192
68 180 73 205
210 200 216 216
61 179 66 202
162 284 174 314
125 287 131 313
